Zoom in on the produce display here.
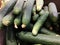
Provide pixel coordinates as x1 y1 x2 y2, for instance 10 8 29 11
0 0 60 45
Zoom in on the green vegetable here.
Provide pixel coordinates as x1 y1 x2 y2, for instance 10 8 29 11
32 14 39 22
33 5 36 15
22 0 35 28
14 12 23 29
13 0 24 15
39 9 45 15
2 12 14 26
6 26 17 45
36 0 44 11
48 2 58 22
17 31 60 45
40 28 57 35
32 11 49 35
0 0 17 29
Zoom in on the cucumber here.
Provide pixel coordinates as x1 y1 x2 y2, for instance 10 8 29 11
2 12 14 26
36 0 44 11
39 9 45 15
0 0 17 29
22 0 35 28
14 12 23 29
33 44 42 45
13 0 24 15
32 11 49 35
33 5 36 15
32 14 39 22
48 2 58 22
44 6 48 11
40 28 57 35
17 31 60 45
6 26 17 45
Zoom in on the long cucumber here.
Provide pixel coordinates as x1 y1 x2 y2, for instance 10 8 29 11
32 11 49 35
0 0 17 29
13 0 24 15
40 28 58 35
17 31 60 45
6 26 17 45
22 0 35 28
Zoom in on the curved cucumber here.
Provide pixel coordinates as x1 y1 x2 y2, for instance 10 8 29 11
17 31 60 45
13 0 24 15
22 0 35 28
2 12 14 26
32 11 49 35
48 2 58 22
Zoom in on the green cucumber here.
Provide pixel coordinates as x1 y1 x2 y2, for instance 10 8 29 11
2 12 14 26
6 26 17 45
44 6 48 11
0 0 17 29
14 12 23 29
17 31 60 45
32 14 39 22
13 0 24 15
32 11 49 35
40 28 57 35
33 5 36 15
36 0 44 11
22 0 35 28
39 9 45 15
48 2 58 22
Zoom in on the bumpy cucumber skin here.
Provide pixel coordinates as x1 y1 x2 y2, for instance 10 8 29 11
32 11 49 35
17 31 60 45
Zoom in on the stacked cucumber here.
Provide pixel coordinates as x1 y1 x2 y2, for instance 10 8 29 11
0 0 60 45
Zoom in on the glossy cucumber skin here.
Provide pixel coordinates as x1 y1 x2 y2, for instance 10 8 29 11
22 0 35 27
32 11 49 35
0 0 17 29
13 0 24 15
17 31 60 45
